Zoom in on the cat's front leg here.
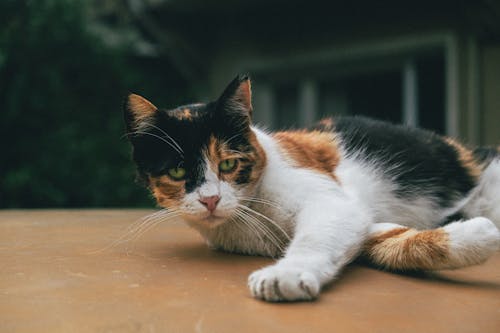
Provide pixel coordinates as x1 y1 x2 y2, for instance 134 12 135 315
248 195 370 302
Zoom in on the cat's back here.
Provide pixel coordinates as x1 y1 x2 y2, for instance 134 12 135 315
260 116 496 227
327 116 482 209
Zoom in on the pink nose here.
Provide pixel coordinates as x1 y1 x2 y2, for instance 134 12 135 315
199 195 221 212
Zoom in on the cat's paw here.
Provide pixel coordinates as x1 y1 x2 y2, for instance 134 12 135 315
248 265 320 302
468 217 500 249
446 217 500 251
444 217 500 268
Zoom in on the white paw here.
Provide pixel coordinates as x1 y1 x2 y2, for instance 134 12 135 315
445 217 500 267
467 217 500 249
445 217 500 251
248 265 320 302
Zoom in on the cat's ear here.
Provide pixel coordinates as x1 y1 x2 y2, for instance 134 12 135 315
124 93 158 131
216 74 253 124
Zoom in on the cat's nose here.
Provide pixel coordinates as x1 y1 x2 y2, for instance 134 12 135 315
198 195 221 212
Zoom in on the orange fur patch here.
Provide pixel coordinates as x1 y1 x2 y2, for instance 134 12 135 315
127 94 157 124
364 227 409 246
317 117 335 131
364 227 449 270
445 137 481 180
205 132 266 185
170 108 193 121
273 130 340 181
148 175 185 208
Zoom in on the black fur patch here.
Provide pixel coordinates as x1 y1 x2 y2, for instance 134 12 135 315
235 160 254 185
332 116 478 208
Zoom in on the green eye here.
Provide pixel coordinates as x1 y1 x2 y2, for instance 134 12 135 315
219 159 237 172
167 167 186 180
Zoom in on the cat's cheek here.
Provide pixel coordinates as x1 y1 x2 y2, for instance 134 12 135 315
153 195 184 211
233 182 259 200
148 175 186 210
217 182 239 211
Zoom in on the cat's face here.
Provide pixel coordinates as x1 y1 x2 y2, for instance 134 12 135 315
124 75 266 228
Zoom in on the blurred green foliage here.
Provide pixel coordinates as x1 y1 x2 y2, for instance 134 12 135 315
0 0 188 207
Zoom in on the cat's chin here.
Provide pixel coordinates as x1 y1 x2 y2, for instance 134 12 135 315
200 215 228 228
182 211 230 228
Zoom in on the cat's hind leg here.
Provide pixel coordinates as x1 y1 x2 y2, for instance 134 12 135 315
363 218 500 271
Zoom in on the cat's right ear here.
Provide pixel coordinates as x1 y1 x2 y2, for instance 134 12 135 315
123 93 158 132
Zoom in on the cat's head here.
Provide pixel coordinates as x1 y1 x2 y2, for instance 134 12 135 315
124 75 266 228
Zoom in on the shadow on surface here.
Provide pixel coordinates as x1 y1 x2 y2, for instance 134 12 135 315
161 242 272 265
397 270 500 290
356 258 500 290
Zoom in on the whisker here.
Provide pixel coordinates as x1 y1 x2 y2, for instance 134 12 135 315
236 208 288 254
88 209 180 254
236 208 286 252
125 210 180 241
122 209 172 241
235 203 287 245
127 212 181 244
123 211 181 255
237 204 291 241
141 122 184 153
233 209 269 248
228 215 249 234
126 131 184 157
125 209 169 232
238 196 284 210
231 210 266 244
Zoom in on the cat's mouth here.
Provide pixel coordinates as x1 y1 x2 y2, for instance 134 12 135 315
200 210 229 222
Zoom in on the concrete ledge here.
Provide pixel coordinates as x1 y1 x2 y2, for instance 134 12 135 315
1 210 499 332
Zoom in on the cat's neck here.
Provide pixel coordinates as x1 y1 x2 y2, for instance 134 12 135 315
251 126 314 209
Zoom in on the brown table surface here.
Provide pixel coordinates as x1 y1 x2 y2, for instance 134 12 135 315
1 210 499 333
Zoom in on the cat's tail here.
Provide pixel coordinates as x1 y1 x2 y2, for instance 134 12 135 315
363 218 500 271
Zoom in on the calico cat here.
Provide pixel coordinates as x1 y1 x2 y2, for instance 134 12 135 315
124 75 500 302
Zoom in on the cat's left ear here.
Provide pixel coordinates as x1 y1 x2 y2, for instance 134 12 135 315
216 74 253 123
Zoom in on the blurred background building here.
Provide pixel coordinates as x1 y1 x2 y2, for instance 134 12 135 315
1 0 499 207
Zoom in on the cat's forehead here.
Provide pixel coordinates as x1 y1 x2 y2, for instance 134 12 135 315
154 103 213 145
149 102 244 158
163 103 208 122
